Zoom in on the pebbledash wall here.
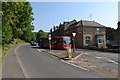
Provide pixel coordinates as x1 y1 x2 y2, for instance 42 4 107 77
50 20 106 48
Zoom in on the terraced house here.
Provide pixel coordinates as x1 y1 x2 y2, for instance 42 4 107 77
50 20 106 48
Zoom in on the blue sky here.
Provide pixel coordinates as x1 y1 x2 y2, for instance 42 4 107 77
30 2 118 32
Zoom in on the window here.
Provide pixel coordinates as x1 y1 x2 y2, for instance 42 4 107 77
63 37 71 45
96 28 100 34
86 36 90 45
97 36 104 44
51 38 63 45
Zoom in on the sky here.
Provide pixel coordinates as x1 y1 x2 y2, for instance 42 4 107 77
30 2 118 32
118 1 120 21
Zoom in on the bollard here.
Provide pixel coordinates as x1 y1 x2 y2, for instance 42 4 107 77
66 48 72 58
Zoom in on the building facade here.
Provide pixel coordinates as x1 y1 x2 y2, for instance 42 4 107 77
51 20 77 36
51 20 106 48
114 22 120 44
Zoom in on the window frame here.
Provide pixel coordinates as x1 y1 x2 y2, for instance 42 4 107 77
96 28 100 34
97 36 104 44
85 36 91 45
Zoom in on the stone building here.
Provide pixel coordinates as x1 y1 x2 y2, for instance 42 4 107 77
51 20 106 48
51 20 77 36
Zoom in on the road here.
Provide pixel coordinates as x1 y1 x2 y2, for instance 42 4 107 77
69 49 119 78
37 48 119 78
75 49 119 63
2 44 109 78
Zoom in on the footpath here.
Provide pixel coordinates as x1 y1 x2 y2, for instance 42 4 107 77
37 48 80 59
2 45 25 78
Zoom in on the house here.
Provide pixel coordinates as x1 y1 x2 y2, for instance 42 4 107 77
51 20 106 48
51 20 77 36
65 20 106 48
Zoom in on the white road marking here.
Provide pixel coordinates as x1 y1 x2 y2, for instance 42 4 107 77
95 57 118 65
73 53 83 60
37 49 89 71
73 52 91 60
61 60 89 71
37 49 41 52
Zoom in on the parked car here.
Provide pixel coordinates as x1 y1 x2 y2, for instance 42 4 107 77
31 41 37 46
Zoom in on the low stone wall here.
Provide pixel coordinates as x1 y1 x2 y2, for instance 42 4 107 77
81 46 119 53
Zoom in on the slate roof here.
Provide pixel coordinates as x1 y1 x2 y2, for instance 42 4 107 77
66 22 79 30
78 20 105 27
67 20 105 30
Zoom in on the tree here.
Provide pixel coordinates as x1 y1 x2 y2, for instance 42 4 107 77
2 1 34 44
106 27 116 41
21 31 35 42
36 30 48 42
0 1 1 29
2 2 13 44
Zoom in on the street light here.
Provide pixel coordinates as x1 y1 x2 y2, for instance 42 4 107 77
48 33 51 50
72 32 76 52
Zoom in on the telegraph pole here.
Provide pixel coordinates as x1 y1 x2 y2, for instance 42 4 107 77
90 14 93 21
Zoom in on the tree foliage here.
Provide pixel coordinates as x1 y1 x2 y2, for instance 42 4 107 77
0 2 2 45
2 1 34 44
106 27 116 41
36 30 48 42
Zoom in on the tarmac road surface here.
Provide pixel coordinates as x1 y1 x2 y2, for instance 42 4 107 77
2 44 113 78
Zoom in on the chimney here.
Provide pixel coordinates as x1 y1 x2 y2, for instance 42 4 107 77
54 26 56 31
50 28 52 33
81 19 83 26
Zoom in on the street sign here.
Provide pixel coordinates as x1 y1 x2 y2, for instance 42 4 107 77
48 37 51 40
48 34 51 40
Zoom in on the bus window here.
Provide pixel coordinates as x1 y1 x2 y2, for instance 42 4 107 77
51 38 63 45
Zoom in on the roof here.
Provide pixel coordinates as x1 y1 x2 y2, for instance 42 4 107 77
64 20 77 30
66 22 79 30
66 20 105 30
78 20 105 27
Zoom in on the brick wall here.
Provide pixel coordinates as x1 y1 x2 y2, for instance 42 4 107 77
67 26 106 48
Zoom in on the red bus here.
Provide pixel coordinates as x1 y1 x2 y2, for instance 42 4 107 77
38 36 72 49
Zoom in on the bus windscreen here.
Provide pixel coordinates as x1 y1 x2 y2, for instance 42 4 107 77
63 37 71 45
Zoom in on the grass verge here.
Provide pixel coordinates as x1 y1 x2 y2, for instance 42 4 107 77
0 39 29 67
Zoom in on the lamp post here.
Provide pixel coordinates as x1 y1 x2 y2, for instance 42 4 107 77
48 34 51 50
72 32 76 53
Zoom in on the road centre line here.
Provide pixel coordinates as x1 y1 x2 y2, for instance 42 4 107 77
95 57 118 65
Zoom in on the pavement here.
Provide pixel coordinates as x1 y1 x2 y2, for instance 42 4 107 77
2 45 25 78
37 48 80 59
